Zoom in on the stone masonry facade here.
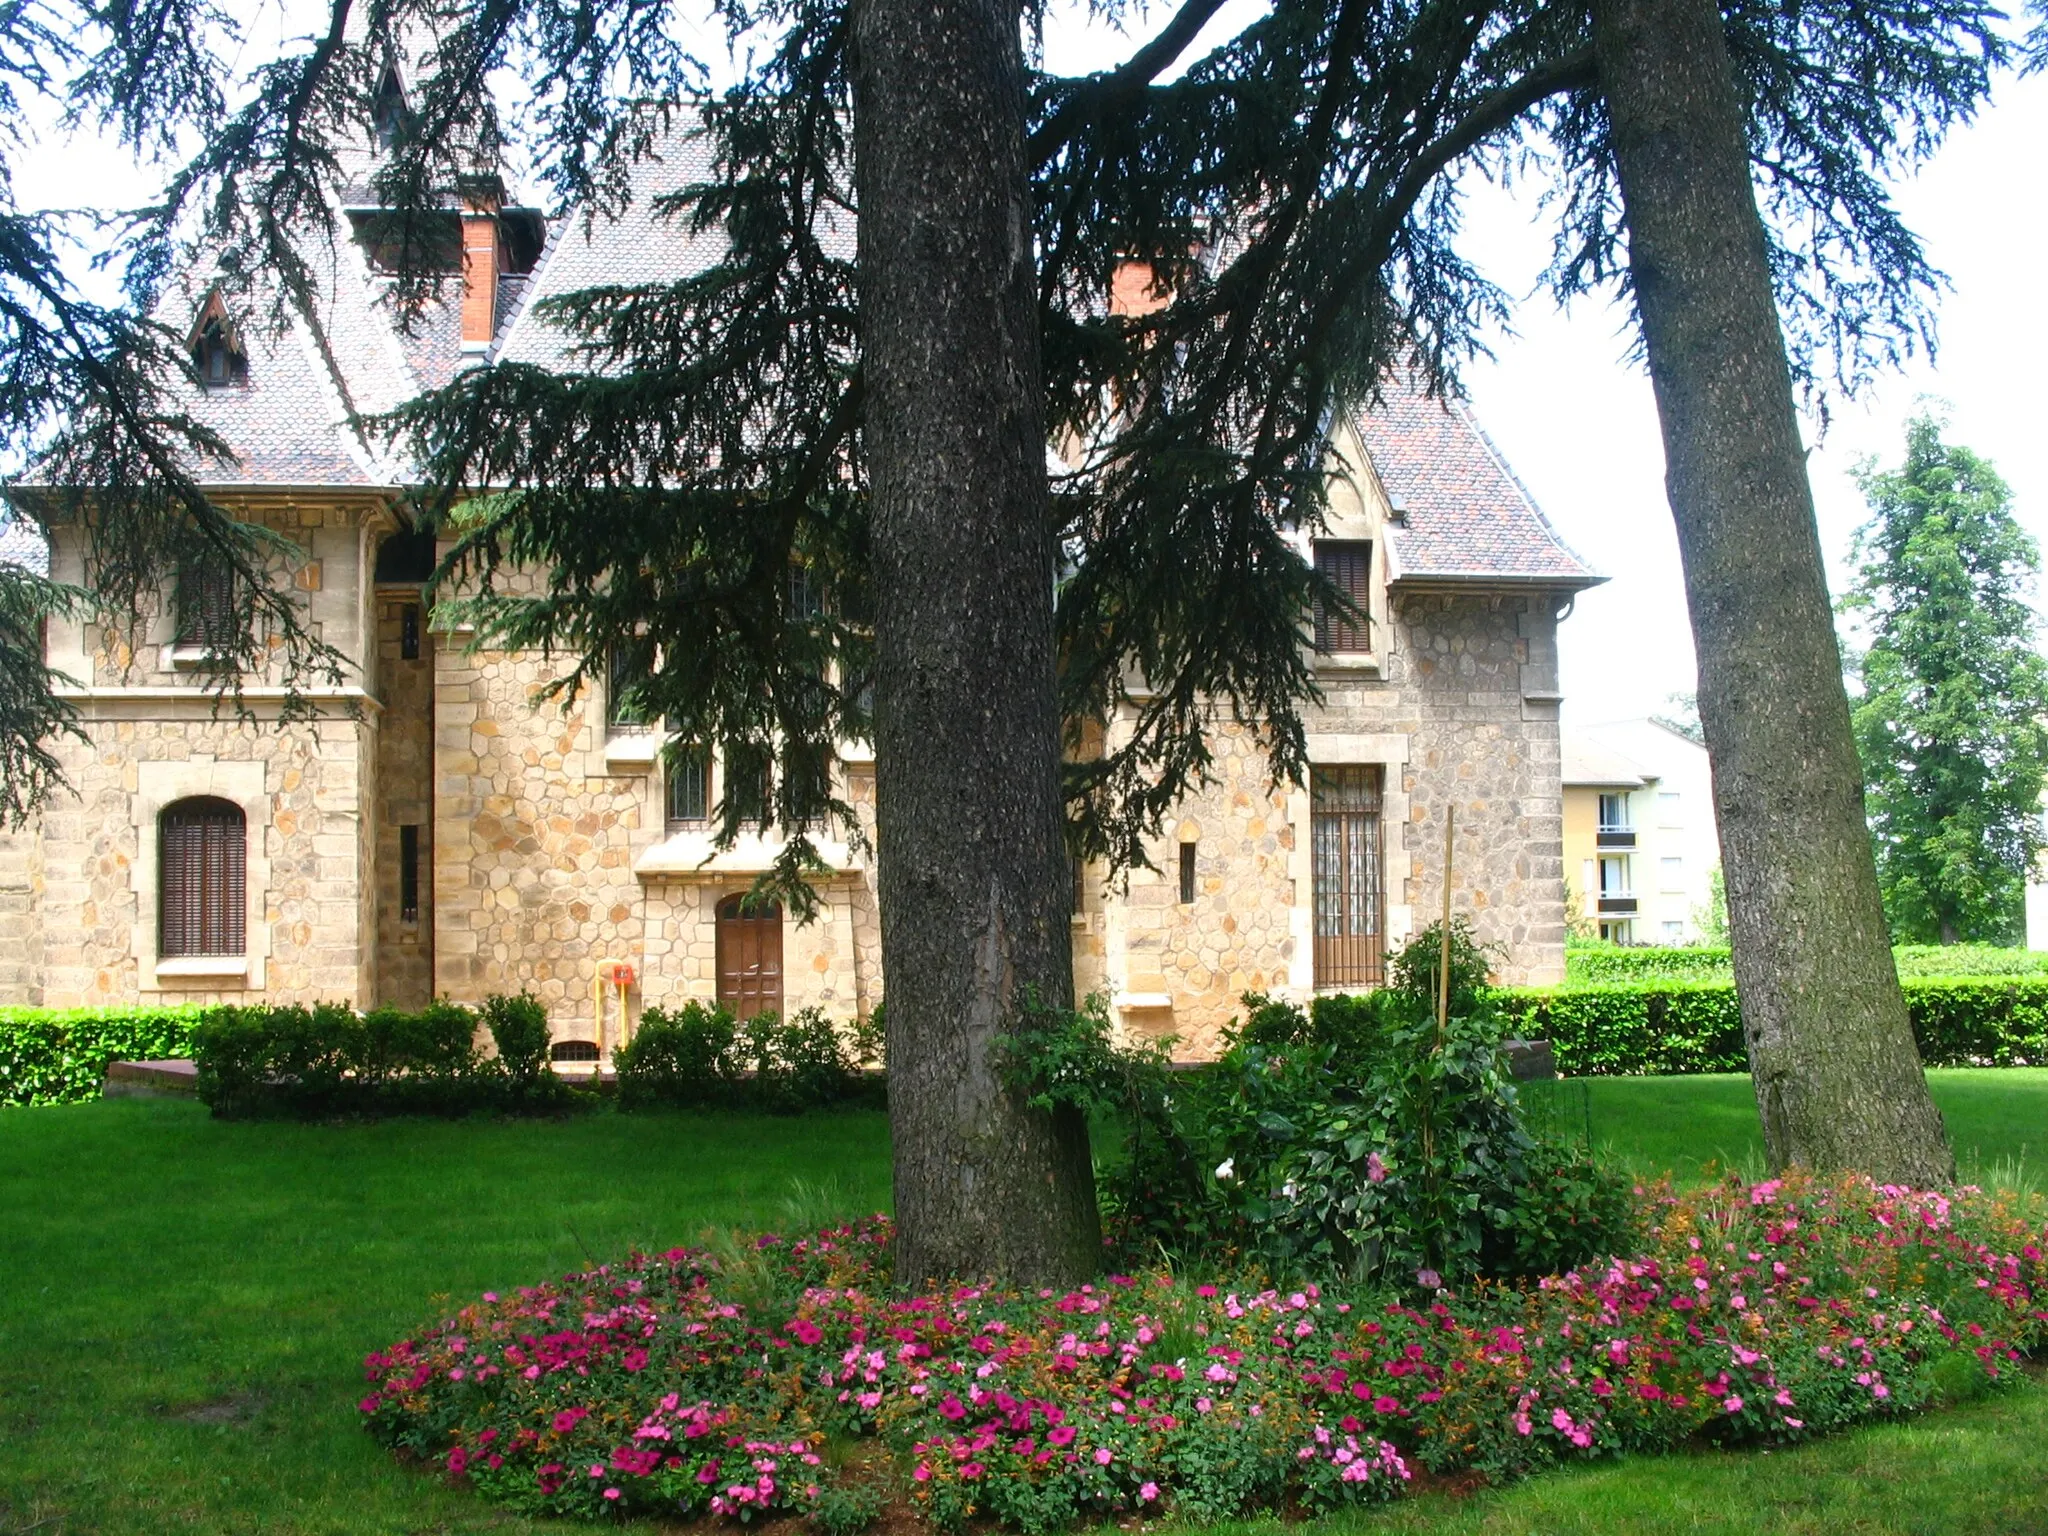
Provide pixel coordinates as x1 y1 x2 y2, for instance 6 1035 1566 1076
0 112 1596 1052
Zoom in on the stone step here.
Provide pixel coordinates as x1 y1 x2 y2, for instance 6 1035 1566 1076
103 1059 200 1098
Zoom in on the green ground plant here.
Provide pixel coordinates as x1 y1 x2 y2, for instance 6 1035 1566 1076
0 1076 2043 1535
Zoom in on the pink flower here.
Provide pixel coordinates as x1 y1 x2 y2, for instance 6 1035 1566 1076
1139 1482 1159 1502
1094 1447 1113 1465
1367 1152 1387 1184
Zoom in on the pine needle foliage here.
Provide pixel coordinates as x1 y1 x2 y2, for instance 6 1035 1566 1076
0 0 2020 887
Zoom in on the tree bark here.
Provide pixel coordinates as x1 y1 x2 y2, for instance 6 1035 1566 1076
1589 0 1953 1185
849 0 1102 1283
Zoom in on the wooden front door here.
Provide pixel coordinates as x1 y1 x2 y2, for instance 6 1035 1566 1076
716 895 784 1019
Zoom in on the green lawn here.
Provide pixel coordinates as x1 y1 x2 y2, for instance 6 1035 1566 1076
1 1072 2045 1535
1578 1068 2048 1190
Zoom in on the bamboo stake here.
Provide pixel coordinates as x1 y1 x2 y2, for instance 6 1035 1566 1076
1436 803 1454 1048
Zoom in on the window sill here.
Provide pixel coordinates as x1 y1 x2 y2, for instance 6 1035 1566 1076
165 645 230 670
1113 992 1173 1012
635 828 861 879
1316 652 1380 673
155 955 250 984
603 731 660 770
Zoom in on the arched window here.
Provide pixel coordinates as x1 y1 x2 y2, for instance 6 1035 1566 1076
160 797 246 957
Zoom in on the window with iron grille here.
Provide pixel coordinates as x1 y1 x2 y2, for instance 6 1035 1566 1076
666 744 712 826
159 797 246 957
175 558 236 649
1311 765 1383 986
1312 541 1373 654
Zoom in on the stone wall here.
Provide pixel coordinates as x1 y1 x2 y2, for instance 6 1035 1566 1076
0 810 44 1004
430 636 650 1031
1100 590 1567 1055
24 711 373 1007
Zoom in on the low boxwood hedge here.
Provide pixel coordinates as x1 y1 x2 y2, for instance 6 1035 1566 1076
0 1006 205 1107
1496 973 2048 1075
193 993 582 1119
615 999 883 1112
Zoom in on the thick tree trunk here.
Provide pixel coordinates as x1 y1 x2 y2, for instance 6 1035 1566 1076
849 0 1102 1283
1589 0 1953 1185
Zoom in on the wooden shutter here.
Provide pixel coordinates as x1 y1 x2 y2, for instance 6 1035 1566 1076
1311 766 1383 986
1313 542 1373 654
175 560 235 648
160 798 246 957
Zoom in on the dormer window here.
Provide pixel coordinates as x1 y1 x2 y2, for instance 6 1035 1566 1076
187 291 247 389
1312 540 1373 654
372 63 408 151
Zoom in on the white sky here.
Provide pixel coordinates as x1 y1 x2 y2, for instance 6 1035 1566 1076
18 0 2045 729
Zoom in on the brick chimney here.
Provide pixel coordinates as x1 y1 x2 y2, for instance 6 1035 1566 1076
459 206 506 351
1109 260 1169 319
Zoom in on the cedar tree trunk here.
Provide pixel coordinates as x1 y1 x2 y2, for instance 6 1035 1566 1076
1589 0 1954 1184
849 0 1103 1283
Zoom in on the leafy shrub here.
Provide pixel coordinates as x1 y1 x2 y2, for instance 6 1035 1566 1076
616 1001 874 1113
482 991 552 1081
1035 924 1624 1287
1232 990 1404 1062
1496 974 2048 1074
617 1000 738 1108
192 997 576 1118
0 1005 204 1107
1387 916 1498 1018
361 1172 2048 1528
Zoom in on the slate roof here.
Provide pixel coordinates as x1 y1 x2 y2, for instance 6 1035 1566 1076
0 515 48 574
1359 369 1600 590
144 114 1594 590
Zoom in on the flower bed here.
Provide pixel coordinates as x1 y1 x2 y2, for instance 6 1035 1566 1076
361 1172 2047 1529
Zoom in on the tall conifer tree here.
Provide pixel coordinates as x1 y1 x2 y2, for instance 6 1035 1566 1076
1845 418 2048 947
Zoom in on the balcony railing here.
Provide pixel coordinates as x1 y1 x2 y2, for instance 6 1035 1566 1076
1597 894 1638 916
1596 827 1636 850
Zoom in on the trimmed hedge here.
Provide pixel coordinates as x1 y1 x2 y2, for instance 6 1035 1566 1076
1563 942 2048 987
1496 974 2048 1075
1563 945 1734 986
1893 944 2048 978
0 1006 205 1107
614 1000 882 1112
193 994 582 1118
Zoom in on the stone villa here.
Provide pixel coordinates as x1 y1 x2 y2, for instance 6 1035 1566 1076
0 115 1601 1058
